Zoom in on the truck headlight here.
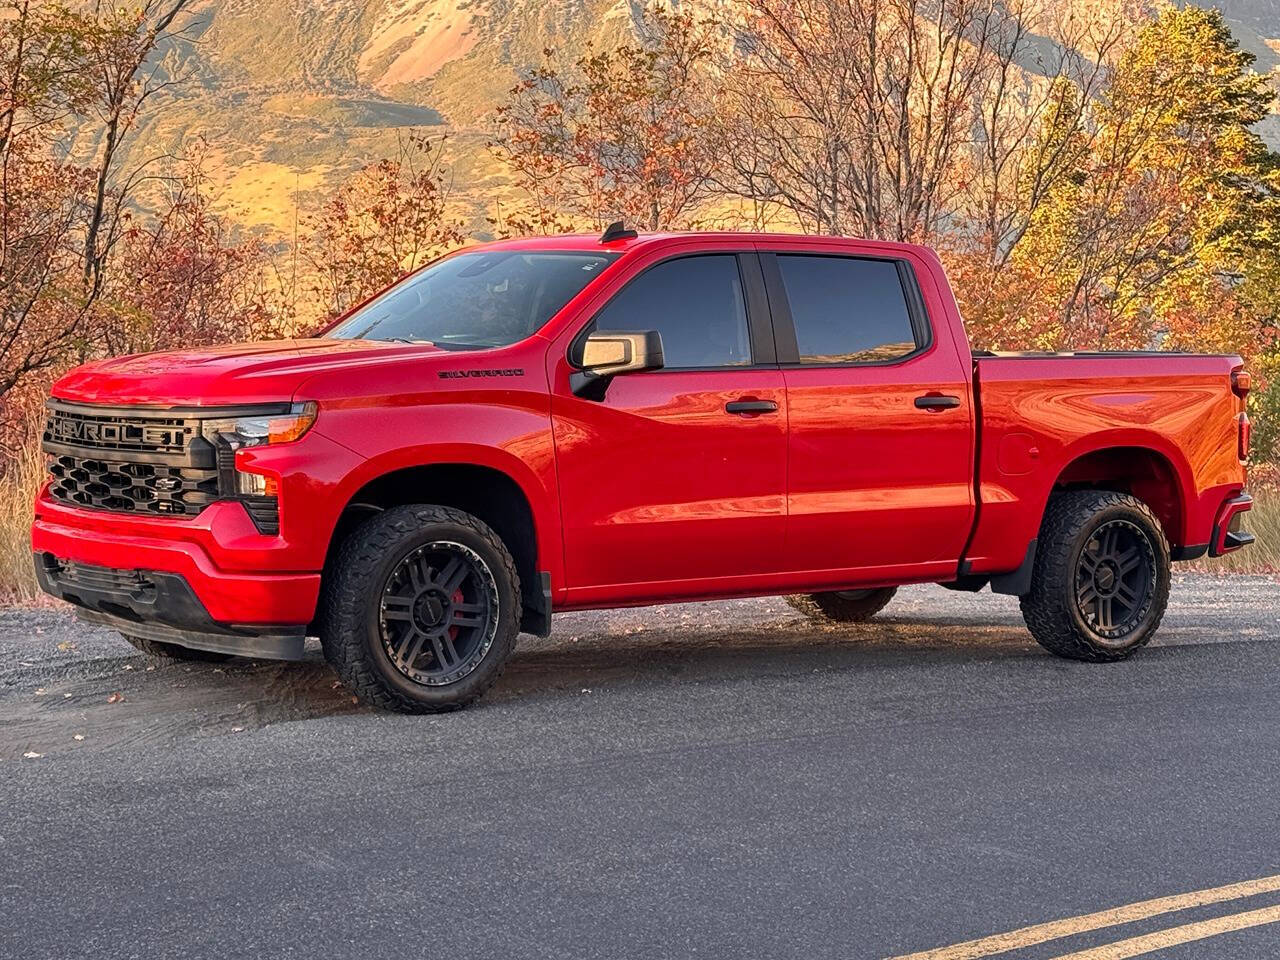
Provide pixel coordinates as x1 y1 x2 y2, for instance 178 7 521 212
198 403 315 535
199 402 317 448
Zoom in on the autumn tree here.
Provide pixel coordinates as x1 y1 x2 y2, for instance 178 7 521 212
984 7 1280 354
719 0 1010 241
490 4 722 232
77 0 196 293
94 145 279 356
953 0 1136 267
306 133 464 319
0 0 195 397
0 1 99 397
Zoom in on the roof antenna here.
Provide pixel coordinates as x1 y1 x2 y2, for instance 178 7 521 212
599 220 638 244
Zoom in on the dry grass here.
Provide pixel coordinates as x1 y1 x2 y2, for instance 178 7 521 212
0 437 45 603
1189 465 1279 576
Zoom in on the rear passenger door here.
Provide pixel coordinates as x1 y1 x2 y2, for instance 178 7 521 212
761 248 975 581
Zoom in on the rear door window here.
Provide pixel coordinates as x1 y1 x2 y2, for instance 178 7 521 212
776 255 920 364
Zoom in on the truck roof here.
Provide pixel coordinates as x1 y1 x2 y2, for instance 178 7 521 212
472 230 934 259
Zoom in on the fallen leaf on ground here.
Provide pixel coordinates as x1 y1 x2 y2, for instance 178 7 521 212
106 692 124 704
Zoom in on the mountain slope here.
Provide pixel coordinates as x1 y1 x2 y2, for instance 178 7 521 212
110 0 1280 237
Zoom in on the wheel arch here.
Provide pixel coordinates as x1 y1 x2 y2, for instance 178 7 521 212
1048 441 1191 548
323 454 555 633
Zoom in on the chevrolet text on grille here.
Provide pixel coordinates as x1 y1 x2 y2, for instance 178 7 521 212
49 418 182 448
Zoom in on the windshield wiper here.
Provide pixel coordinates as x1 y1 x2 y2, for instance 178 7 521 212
427 340 495 351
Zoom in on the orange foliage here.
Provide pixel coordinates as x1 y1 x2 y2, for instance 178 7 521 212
306 134 464 319
490 5 721 232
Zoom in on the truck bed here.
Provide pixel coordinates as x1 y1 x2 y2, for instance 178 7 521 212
965 352 1246 575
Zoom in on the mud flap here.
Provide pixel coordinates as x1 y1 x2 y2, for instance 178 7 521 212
989 539 1038 596
520 571 553 637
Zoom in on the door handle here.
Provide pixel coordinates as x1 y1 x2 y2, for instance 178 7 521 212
914 394 961 410
725 399 779 415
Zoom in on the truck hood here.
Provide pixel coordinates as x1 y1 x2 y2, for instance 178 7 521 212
50 339 445 407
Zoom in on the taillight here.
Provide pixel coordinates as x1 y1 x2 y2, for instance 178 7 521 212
1239 412 1251 461
1232 369 1251 399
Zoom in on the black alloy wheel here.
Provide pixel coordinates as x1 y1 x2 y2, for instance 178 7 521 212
1074 519 1156 643
378 541 499 686
1020 489 1171 662
320 504 521 713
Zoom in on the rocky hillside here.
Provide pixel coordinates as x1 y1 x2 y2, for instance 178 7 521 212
99 0 1280 238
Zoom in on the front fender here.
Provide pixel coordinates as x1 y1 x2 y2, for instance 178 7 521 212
309 399 562 587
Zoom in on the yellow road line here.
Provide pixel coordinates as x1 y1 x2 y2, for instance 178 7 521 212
884 873 1280 960
1044 903 1280 959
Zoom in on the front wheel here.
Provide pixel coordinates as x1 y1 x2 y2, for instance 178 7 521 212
320 504 521 713
1020 490 1170 662
786 587 897 624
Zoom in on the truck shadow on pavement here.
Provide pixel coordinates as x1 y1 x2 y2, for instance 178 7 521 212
2 606 1042 760
498 611 1038 702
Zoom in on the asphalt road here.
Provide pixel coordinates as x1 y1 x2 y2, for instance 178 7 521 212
2 574 1280 960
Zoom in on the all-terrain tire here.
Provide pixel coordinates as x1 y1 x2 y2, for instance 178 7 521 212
786 587 898 624
319 504 521 713
1020 489 1170 663
120 634 233 662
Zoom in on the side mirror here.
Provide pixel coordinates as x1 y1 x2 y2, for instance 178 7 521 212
570 330 664 399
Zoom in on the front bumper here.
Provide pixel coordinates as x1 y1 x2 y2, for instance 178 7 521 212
34 556 306 660
31 491 320 626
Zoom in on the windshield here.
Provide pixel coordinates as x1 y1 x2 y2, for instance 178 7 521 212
326 250 617 349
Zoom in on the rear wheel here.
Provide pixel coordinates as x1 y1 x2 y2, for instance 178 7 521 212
1020 490 1170 662
320 504 521 713
786 587 897 624
120 634 233 663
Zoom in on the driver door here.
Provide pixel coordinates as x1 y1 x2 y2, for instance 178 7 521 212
548 251 787 605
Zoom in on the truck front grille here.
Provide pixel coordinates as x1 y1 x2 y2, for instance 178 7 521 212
47 455 219 516
43 406 192 456
41 400 284 531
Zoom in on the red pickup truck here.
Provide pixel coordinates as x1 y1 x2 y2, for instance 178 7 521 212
32 228 1254 711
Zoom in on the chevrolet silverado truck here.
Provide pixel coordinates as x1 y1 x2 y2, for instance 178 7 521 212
32 226 1254 712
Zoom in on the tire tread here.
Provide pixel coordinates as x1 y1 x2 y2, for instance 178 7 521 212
120 633 233 663
786 587 897 624
1020 489 1170 662
319 504 521 713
